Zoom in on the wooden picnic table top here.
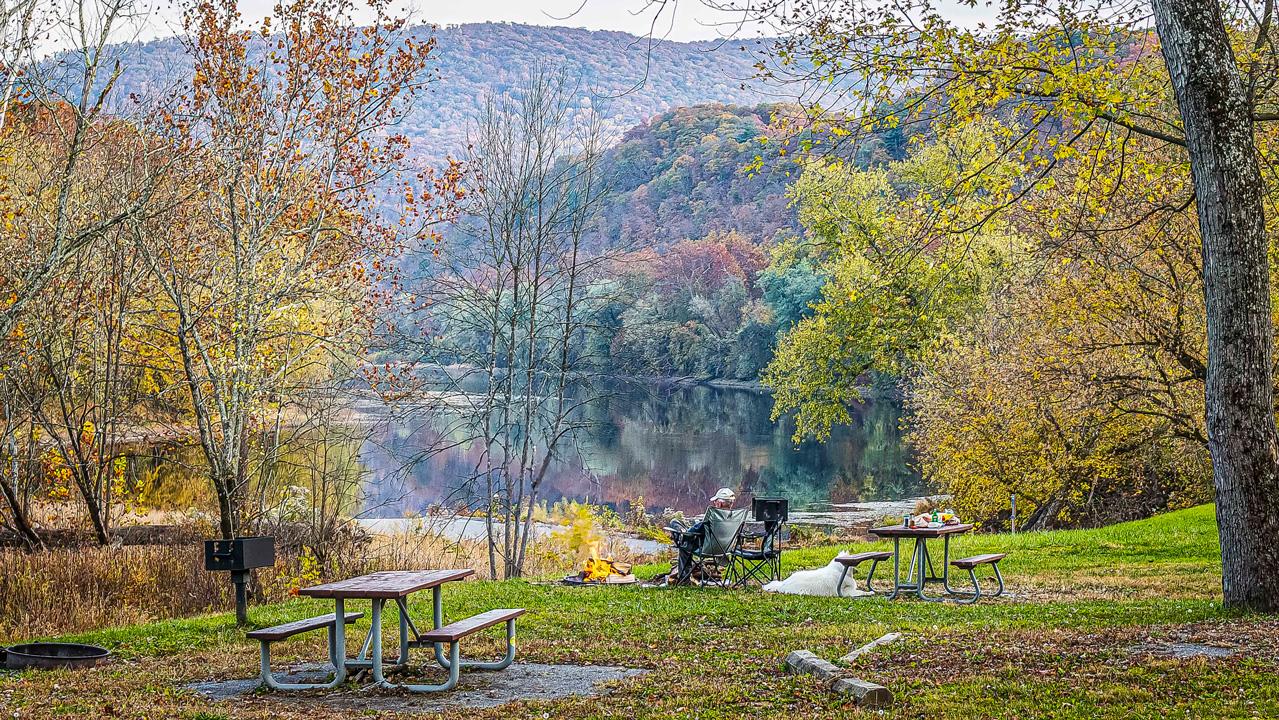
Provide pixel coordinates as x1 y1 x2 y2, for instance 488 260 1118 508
298 569 473 600
869 523 974 539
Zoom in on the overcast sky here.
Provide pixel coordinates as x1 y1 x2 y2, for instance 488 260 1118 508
42 0 993 53
105 0 780 47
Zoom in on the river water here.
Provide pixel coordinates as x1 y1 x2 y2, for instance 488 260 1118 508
136 381 926 522
357 381 925 518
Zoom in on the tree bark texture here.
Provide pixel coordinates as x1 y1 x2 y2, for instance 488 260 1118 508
1153 0 1279 610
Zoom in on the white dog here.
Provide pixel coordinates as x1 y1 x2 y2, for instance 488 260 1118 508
763 552 875 597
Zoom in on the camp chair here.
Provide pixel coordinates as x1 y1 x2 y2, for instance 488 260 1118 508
730 497 788 587
682 507 748 587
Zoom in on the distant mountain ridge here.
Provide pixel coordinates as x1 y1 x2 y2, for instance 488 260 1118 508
102 22 779 159
99 23 807 248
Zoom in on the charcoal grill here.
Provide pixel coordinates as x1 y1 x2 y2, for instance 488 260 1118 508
203 536 275 625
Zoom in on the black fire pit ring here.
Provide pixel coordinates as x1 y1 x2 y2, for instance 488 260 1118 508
3 642 111 670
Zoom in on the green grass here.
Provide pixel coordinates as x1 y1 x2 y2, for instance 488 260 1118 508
5 504 1275 720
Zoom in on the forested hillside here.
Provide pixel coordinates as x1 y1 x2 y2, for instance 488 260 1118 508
586 104 801 250
103 22 773 159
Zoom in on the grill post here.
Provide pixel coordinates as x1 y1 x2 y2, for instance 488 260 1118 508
232 569 250 625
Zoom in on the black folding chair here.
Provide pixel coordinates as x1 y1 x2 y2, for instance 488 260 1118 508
730 497 788 587
668 507 748 587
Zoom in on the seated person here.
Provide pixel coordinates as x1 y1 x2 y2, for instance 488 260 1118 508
669 487 737 583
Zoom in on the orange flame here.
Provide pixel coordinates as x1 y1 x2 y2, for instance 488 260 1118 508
582 557 615 582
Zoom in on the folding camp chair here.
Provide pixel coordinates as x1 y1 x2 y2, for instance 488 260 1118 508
678 507 748 587
730 497 788 587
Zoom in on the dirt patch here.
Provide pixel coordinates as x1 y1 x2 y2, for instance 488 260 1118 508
1128 641 1237 659
188 661 648 713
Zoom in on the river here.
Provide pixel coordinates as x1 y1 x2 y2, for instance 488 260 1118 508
357 381 925 518
135 381 927 523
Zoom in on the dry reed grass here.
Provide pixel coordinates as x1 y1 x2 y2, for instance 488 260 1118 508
0 523 650 641
0 544 235 640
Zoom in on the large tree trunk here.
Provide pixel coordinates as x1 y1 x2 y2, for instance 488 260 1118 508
1153 0 1279 611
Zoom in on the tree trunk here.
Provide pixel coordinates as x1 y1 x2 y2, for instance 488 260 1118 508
215 468 237 540
82 487 109 545
0 473 43 551
1153 0 1279 611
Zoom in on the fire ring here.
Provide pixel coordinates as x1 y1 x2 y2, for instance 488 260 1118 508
3 642 111 670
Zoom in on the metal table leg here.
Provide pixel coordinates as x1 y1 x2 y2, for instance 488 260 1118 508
922 540 940 581
431 586 449 668
914 538 944 602
942 534 963 595
906 538 919 585
369 599 387 685
942 534 951 585
395 598 416 665
344 597 410 672
914 538 927 599
381 590 464 692
885 537 902 600
329 598 349 685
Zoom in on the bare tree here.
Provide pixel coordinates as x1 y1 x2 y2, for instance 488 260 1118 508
16 210 153 544
0 0 163 344
0 0 177 548
0 0 39 131
0 378 43 549
398 69 613 579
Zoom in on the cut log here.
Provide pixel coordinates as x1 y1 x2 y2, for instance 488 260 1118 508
784 649 817 672
785 649 894 707
784 649 840 681
839 632 902 663
831 677 893 708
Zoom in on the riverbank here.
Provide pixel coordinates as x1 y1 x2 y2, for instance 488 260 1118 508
5 505 1269 720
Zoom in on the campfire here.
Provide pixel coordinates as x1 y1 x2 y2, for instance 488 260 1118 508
566 557 638 585
557 519 638 585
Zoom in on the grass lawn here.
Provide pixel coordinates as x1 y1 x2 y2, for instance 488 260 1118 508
2 504 1276 719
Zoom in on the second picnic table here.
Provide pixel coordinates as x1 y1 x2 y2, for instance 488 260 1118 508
868 522 974 601
298 569 472 690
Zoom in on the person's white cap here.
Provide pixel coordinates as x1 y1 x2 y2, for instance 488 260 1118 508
711 488 736 503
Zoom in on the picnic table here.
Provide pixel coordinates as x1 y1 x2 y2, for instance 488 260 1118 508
299 569 472 690
868 523 974 601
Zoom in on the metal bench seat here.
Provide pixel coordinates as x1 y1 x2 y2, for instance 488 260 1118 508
833 551 894 596
406 608 526 689
948 553 1007 603
248 612 364 690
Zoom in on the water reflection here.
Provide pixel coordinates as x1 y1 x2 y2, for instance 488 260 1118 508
361 382 925 517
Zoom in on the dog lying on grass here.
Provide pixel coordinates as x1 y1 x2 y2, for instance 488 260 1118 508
763 552 874 597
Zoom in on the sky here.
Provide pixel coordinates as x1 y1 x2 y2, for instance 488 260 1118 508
113 0 780 46
38 0 994 53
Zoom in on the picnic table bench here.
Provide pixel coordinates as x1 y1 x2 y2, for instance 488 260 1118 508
833 551 893 596
250 569 525 693
249 612 364 691
949 553 1007 603
415 608 525 672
